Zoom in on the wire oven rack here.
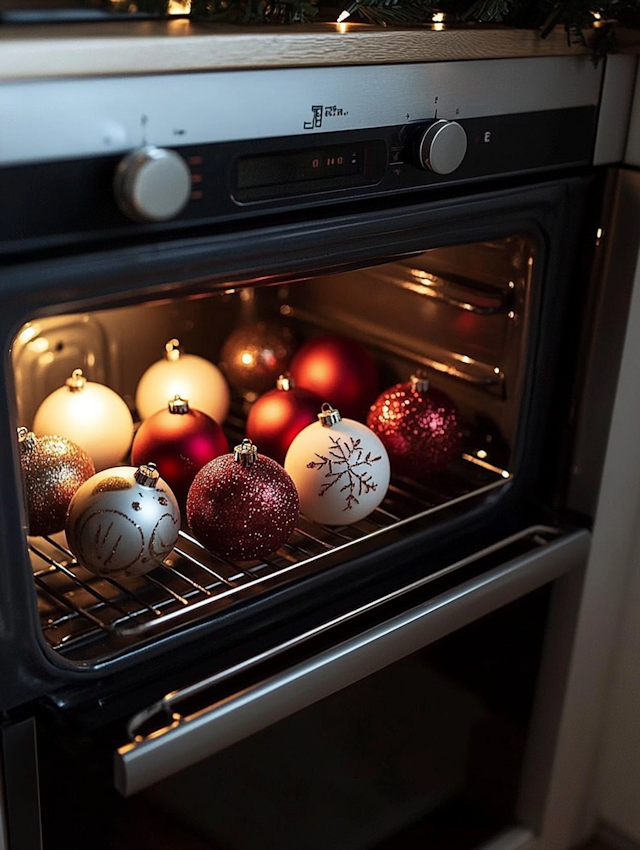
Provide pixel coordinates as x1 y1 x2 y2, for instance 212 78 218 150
29 453 509 664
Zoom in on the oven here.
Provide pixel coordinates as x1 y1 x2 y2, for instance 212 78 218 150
0 42 636 850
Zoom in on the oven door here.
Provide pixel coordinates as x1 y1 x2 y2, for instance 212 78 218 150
0 171 607 850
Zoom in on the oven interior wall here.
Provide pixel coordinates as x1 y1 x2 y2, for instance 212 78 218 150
37 583 551 850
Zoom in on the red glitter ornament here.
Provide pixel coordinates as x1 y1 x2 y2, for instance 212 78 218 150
131 396 229 508
289 334 379 421
367 372 463 478
246 374 323 465
186 438 299 561
221 322 294 398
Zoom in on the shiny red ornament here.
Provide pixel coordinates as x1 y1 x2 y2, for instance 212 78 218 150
289 334 379 421
18 427 95 537
186 438 299 561
246 374 323 465
131 396 229 508
367 373 463 478
221 322 295 398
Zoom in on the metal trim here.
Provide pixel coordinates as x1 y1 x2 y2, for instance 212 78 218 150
115 527 590 797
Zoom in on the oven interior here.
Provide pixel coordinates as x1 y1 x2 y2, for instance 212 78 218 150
13 233 535 669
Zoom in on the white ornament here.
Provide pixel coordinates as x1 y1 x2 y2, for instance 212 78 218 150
65 463 180 577
136 338 230 424
284 403 390 526
33 369 134 472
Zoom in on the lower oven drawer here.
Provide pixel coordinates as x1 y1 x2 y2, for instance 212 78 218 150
115 524 589 797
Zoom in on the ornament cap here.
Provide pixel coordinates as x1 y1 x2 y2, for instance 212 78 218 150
276 373 294 392
168 395 190 414
234 437 258 466
134 462 160 488
65 368 87 392
17 426 37 451
410 371 431 393
165 338 182 362
318 402 342 427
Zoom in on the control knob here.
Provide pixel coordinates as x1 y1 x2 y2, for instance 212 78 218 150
114 146 192 222
415 120 468 175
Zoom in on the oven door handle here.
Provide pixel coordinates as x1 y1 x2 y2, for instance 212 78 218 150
114 526 590 797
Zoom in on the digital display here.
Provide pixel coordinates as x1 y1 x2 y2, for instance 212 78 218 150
233 140 386 202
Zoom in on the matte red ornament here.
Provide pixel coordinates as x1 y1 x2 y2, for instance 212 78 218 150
246 374 323 465
366 372 463 478
289 334 379 421
131 396 229 508
18 427 95 537
221 322 295 398
186 438 299 561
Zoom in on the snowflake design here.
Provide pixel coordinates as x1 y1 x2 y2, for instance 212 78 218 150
306 435 382 512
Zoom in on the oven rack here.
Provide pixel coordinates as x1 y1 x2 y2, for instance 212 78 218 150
30 453 510 664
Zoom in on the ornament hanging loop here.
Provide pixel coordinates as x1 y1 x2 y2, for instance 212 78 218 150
17 426 37 451
65 369 87 392
318 402 342 427
410 370 431 393
168 395 190 414
165 338 182 362
234 437 258 466
135 462 160 488
276 373 294 392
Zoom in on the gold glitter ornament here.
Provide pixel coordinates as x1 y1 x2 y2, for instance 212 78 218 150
18 427 95 537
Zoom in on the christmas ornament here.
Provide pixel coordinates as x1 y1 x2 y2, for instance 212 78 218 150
33 369 134 472
245 374 323 465
289 334 379 421
65 463 181 578
186 438 299 561
135 338 230 424
221 322 294 399
18 427 96 537
131 395 229 508
284 403 390 526
367 372 463 478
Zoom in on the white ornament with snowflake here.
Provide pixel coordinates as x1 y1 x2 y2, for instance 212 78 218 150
284 403 390 526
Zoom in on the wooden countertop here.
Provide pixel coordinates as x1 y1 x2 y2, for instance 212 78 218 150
0 20 602 79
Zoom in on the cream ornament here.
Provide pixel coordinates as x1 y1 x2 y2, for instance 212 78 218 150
284 403 390 526
65 463 180 578
33 369 134 472
135 338 230 424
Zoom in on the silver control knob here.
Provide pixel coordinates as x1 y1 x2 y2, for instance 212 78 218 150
114 146 192 222
417 120 468 175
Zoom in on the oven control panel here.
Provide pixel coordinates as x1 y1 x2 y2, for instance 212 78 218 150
0 55 601 247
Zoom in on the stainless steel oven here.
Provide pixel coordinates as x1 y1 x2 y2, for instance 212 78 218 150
0 44 636 850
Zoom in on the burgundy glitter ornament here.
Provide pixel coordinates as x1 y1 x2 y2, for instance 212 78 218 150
131 396 229 508
289 334 379 421
186 438 300 561
221 322 295 399
18 427 95 537
366 372 463 478
246 374 323 465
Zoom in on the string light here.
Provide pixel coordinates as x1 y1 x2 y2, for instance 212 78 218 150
337 2 357 22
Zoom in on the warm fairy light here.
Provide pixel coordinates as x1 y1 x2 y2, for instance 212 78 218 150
432 12 445 29
592 11 601 19
241 352 255 366
337 8 351 22
477 449 488 459
336 21 349 32
168 0 190 12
